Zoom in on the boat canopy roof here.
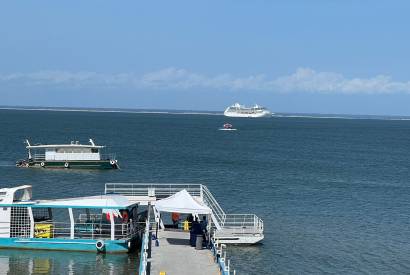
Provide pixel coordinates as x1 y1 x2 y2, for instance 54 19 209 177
34 195 135 209
0 192 137 209
26 138 104 149
26 144 104 149
0 185 32 203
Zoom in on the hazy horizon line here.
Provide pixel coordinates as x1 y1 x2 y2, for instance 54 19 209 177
2 105 410 120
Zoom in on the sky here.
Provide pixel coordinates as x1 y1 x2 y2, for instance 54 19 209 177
1 1 410 115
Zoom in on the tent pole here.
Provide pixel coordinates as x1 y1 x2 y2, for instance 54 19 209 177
68 208 74 239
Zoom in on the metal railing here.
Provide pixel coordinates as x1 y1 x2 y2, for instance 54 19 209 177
105 183 202 198
212 239 236 275
33 154 45 161
35 220 140 240
0 220 140 240
138 203 152 275
223 214 264 231
31 153 116 162
138 220 150 275
201 185 226 229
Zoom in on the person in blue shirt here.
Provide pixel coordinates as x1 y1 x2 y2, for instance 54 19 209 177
200 216 208 233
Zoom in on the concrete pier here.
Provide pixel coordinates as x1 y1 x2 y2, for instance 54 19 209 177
150 230 219 275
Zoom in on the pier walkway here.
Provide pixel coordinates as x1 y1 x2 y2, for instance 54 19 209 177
150 230 219 275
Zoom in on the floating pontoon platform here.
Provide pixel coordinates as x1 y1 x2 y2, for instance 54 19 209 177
105 183 264 244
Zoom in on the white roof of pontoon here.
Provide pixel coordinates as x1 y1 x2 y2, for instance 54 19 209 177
34 195 134 209
0 195 136 209
154 189 212 214
26 144 104 149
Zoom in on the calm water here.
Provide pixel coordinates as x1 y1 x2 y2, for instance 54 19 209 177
1 109 410 274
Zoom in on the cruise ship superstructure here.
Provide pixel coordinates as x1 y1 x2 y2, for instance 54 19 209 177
224 103 272 118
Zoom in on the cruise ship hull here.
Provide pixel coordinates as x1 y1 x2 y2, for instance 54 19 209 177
224 111 272 118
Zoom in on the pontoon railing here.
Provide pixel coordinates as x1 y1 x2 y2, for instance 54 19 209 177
0 220 142 240
33 154 45 161
224 214 264 230
201 185 226 229
31 153 116 162
105 183 202 198
36 220 141 240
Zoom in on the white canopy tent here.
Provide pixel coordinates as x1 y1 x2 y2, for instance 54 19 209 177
154 189 212 215
153 190 212 245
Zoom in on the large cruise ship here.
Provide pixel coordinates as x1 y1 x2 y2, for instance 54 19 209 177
224 103 272 118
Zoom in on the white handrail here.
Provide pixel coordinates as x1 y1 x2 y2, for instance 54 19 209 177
138 219 150 275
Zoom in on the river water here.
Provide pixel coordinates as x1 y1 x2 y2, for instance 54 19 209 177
1 109 410 274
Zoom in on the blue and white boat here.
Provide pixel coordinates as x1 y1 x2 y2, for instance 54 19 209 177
0 185 141 253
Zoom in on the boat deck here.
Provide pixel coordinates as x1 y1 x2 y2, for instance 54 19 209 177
150 230 219 275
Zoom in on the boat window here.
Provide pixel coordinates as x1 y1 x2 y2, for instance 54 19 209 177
13 189 28 201
33 208 52 222
91 148 99 153
72 208 112 239
35 208 70 239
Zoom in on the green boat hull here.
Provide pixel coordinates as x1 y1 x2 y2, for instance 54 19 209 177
26 160 119 169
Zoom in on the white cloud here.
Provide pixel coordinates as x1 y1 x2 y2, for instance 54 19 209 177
1 67 410 94
271 68 410 94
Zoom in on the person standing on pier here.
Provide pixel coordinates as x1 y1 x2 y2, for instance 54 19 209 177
200 216 208 233
171 212 180 228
